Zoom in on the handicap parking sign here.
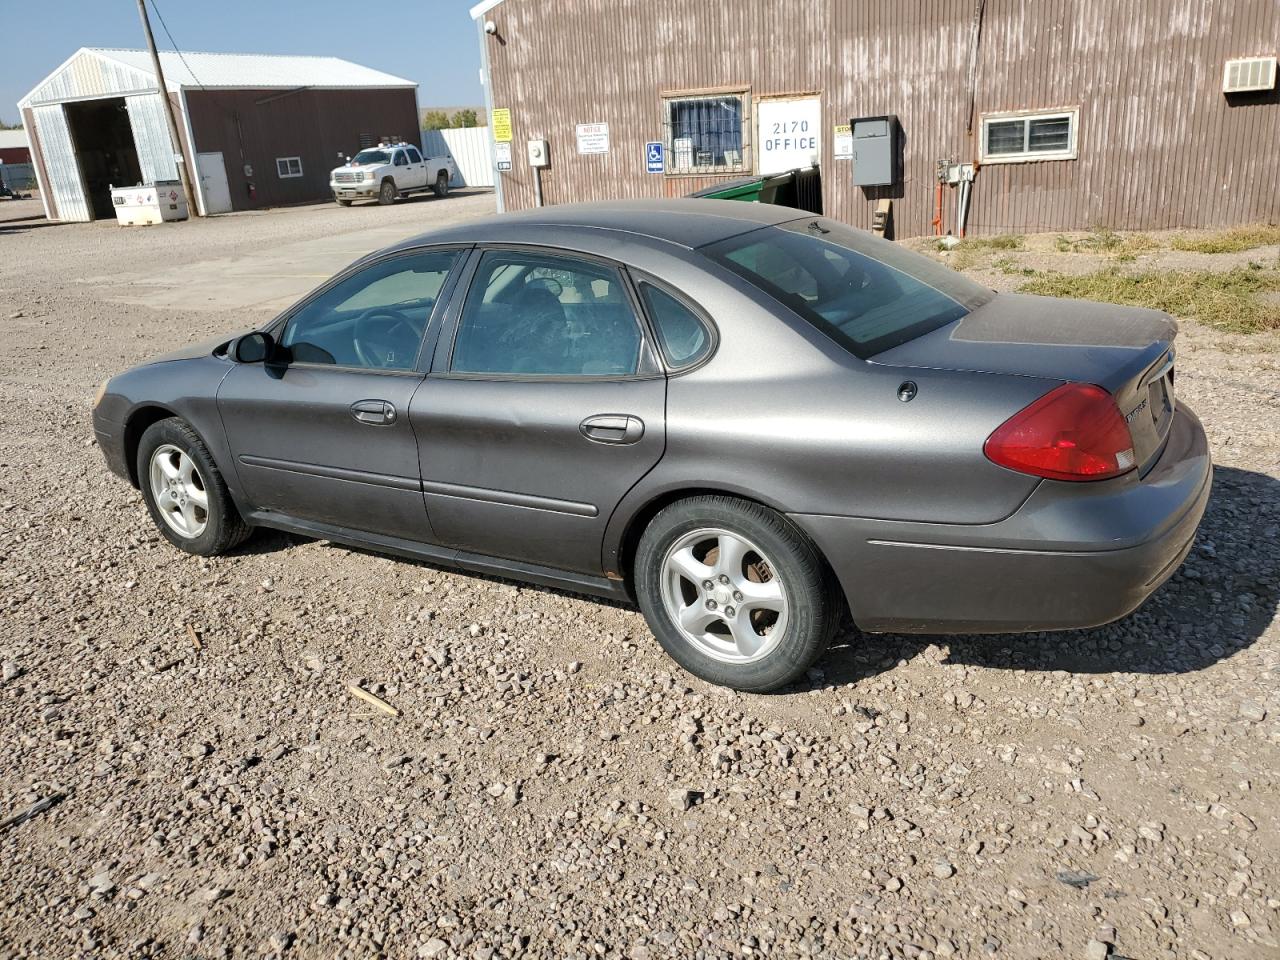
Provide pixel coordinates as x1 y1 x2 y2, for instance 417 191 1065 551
645 141 664 174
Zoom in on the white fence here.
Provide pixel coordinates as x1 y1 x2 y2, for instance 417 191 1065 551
421 127 493 189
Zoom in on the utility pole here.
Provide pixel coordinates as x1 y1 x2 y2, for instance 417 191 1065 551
136 0 200 217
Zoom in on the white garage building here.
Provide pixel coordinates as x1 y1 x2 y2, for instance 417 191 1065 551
18 47 419 221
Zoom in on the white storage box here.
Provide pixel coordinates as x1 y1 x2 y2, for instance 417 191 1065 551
110 180 188 226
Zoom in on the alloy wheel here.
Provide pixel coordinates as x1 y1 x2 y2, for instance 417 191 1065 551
660 527 789 663
148 444 209 539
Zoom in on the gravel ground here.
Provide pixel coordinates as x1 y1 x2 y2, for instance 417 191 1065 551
1 200 1278 960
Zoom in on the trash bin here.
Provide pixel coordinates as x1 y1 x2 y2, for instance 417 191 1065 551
110 180 188 225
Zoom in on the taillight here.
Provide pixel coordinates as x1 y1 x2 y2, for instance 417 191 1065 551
984 383 1136 482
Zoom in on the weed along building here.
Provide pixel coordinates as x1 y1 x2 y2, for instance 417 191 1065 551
471 0 1279 238
18 48 419 221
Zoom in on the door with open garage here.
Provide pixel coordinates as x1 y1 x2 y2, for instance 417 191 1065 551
64 98 143 220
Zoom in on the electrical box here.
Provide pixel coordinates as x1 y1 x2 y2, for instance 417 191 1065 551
850 115 900 187
527 139 549 168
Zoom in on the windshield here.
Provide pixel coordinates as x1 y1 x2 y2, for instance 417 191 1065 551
703 219 994 358
351 150 390 165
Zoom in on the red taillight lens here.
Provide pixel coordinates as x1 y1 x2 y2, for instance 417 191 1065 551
984 383 1136 482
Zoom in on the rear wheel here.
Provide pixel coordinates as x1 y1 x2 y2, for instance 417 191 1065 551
634 496 840 692
433 172 449 198
377 179 398 205
137 418 250 556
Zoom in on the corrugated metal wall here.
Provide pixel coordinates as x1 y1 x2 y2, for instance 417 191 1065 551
125 93 180 184
31 104 90 222
183 88 420 210
23 50 156 106
483 0 1280 236
422 126 495 187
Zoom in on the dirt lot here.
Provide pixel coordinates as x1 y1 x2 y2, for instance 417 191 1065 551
0 198 1277 960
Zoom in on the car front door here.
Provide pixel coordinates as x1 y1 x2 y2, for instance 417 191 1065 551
404 146 428 189
410 247 667 576
217 247 466 541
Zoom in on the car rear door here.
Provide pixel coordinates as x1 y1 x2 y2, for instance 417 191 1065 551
217 247 466 541
410 247 667 576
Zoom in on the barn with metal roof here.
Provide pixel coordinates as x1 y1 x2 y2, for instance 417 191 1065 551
17 47 419 221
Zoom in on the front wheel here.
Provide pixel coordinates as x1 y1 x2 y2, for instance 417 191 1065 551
634 496 840 692
137 418 251 556
377 180 398 205
433 173 449 198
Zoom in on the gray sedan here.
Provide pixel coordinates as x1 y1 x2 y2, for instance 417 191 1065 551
92 200 1211 691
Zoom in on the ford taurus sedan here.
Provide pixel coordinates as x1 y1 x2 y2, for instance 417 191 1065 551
92 200 1211 691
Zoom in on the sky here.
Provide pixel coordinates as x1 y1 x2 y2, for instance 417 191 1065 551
0 0 485 125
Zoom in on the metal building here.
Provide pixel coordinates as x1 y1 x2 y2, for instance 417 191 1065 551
471 0 1279 237
17 48 419 221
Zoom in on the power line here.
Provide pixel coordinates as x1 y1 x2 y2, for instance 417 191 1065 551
148 0 205 90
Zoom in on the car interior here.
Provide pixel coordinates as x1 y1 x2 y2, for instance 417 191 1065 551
280 253 457 369
450 255 643 376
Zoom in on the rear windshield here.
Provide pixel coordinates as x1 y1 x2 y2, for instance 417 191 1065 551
702 219 994 358
352 150 390 165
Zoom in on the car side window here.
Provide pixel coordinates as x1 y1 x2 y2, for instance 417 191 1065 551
637 281 713 368
451 251 644 377
393 151 408 167
280 250 459 370
406 147 422 164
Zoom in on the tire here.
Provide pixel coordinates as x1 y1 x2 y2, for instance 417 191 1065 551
377 179 398 205
634 495 840 692
136 418 251 557
433 172 449 198
336 198 352 207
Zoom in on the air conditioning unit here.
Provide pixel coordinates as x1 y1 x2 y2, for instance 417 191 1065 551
1222 56 1277 93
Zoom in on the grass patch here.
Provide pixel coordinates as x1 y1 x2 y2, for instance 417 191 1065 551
1016 264 1280 334
942 233 1024 270
1055 228 1159 258
1170 224 1280 254
992 255 1037 276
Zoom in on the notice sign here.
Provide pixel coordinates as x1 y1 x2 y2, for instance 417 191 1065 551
833 124 853 159
576 122 610 155
494 141 512 171
492 108 513 142
756 97 822 175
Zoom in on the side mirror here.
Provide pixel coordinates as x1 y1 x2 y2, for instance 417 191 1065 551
232 331 275 364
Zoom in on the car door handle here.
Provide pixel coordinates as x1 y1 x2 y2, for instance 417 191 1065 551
350 399 396 425
580 414 644 445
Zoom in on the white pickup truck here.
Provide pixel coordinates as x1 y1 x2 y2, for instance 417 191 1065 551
329 142 456 206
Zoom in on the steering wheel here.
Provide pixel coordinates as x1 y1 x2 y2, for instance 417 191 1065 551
352 307 419 369
524 274 563 298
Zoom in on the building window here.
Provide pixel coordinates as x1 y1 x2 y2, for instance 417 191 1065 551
276 156 303 179
663 91 749 174
979 108 1078 163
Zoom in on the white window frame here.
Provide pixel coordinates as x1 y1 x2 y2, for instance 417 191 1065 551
979 107 1079 164
276 156 304 179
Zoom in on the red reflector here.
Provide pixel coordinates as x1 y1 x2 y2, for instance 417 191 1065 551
984 383 1137 482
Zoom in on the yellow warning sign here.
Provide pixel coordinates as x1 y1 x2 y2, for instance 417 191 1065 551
492 108 513 142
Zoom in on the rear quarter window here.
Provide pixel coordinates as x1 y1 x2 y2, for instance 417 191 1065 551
637 282 713 369
703 220 993 359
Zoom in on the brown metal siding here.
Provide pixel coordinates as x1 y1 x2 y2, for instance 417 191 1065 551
485 0 1279 235
183 88 419 210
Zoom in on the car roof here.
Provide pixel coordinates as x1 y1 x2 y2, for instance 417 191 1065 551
391 198 811 252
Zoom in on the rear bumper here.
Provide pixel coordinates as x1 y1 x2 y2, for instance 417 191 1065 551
791 405 1212 634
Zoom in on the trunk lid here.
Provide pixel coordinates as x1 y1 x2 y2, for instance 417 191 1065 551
873 292 1179 473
